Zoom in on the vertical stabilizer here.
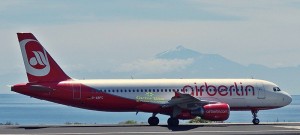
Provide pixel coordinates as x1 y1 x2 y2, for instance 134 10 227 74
17 33 71 82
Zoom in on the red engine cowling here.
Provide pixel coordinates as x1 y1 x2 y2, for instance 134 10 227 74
191 103 230 121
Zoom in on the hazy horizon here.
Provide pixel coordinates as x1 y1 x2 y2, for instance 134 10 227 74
1 1 300 95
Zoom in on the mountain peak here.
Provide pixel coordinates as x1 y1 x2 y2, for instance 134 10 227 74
154 45 243 69
155 45 202 59
175 45 185 50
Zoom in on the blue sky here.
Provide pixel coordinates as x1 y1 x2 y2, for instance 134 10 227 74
0 0 240 26
1 0 300 94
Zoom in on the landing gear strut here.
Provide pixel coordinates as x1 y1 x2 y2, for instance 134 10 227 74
167 117 179 127
251 110 260 125
148 113 159 126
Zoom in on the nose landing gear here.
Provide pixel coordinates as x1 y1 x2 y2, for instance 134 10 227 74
251 110 260 125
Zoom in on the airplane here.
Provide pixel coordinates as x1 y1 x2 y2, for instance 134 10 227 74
11 33 292 126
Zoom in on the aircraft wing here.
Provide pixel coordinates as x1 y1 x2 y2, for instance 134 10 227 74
162 92 217 117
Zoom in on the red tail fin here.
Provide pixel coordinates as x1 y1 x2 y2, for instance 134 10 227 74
17 33 71 82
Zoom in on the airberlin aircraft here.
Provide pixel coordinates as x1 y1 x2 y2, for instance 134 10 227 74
12 33 292 126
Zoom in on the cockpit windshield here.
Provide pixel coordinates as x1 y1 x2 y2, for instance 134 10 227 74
273 87 281 92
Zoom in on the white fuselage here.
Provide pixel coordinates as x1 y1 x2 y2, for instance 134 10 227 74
65 79 292 110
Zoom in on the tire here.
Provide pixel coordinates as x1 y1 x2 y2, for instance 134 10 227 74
167 117 179 127
148 117 159 126
252 118 260 125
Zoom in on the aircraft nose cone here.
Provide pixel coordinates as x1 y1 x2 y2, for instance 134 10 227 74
285 93 292 105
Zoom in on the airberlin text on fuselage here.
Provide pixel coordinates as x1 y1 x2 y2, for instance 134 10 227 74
182 82 255 97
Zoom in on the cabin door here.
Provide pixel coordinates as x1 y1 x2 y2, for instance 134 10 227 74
256 83 265 99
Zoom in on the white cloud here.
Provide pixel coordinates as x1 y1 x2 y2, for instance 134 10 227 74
114 58 194 73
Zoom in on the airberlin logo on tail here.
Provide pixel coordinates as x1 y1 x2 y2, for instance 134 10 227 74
29 51 48 67
20 39 50 76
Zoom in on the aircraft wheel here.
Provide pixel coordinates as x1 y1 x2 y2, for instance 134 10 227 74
251 110 260 125
148 116 159 126
167 117 179 127
252 118 260 125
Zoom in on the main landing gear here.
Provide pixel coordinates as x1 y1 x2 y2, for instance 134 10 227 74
148 113 159 126
167 117 179 127
147 114 180 127
251 110 260 125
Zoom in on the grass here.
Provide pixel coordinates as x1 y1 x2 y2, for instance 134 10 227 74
64 122 87 125
118 120 138 124
0 121 19 125
188 117 212 123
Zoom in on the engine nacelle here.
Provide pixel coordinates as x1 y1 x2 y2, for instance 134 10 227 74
191 103 230 121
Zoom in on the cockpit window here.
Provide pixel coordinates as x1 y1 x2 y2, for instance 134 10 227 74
273 87 281 92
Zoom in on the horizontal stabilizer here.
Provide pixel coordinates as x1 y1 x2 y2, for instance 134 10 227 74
29 85 53 92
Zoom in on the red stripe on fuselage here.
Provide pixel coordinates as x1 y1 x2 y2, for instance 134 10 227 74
11 82 163 112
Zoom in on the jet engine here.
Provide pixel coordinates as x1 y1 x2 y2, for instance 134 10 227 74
191 103 230 121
